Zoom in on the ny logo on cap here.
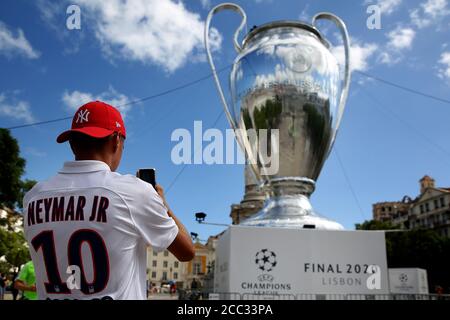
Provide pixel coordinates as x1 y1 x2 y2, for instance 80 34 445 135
76 109 90 124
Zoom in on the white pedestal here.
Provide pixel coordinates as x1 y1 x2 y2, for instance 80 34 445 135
214 225 389 297
389 268 429 294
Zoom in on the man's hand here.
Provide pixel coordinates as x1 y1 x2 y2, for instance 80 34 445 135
155 184 168 208
154 184 195 261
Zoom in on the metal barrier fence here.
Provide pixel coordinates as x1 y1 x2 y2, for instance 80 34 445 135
242 293 296 300
179 291 450 300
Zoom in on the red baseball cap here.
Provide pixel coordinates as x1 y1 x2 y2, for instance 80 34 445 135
57 101 126 143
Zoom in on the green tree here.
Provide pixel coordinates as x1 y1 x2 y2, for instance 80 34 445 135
387 229 450 292
0 128 26 208
0 128 36 273
355 219 450 292
355 219 399 231
0 228 30 274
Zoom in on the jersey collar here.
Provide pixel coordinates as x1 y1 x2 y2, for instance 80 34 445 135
59 160 111 173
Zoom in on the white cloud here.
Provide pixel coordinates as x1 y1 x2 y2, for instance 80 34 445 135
71 0 221 72
299 5 310 21
438 51 450 80
62 87 133 117
423 0 449 17
387 27 415 50
378 51 399 65
332 41 378 72
410 0 450 29
200 0 211 9
378 26 415 65
364 0 402 15
0 21 40 59
0 93 35 123
36 0 61 31
36 0 83 54
410 8 432 28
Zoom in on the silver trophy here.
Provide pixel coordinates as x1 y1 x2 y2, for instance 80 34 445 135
205 3 351 229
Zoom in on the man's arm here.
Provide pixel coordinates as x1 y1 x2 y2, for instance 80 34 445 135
155 185 195 262
14 280 36 292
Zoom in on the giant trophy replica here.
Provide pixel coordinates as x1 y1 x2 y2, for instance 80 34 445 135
205 3 389 298
205 3 351 229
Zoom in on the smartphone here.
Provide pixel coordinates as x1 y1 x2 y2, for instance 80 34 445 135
136 168 156 188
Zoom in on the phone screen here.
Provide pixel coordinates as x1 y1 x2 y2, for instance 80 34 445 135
137 168 156 188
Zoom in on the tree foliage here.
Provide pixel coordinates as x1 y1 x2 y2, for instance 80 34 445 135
0 228 30 274
355 219 398 231
0 128 35 273
356 219 450 292
0 128 26 209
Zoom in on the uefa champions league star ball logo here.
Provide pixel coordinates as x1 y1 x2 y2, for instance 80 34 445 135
255 249 277 272
399 273 408 283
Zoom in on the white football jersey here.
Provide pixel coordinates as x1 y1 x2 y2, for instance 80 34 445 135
23 160 178 300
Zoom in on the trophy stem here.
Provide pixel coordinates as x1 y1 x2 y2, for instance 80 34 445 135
269 177 315 197
240 177 344 230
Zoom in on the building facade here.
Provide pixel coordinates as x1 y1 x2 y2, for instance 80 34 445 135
146 247 185 288
146 239 217 290
372 196 413 228
373 175 450 237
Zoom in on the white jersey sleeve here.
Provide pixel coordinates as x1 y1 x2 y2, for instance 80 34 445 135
122 176 179 251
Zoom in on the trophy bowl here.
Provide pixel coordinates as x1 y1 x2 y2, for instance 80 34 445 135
205 3 351 230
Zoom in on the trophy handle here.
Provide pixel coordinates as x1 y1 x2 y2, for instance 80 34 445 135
204 3 247 131
312 13 351 140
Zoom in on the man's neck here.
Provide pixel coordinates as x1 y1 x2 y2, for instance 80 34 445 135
75 154 112 169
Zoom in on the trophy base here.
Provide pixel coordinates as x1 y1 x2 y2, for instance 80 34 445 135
240 194 344 230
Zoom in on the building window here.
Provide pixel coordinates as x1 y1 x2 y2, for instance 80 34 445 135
192 255 203 275
151 271 157 279
193 263 201 275
153 251 158 256
420 205 424 214
163 261 168 268
152 260 157 267
164 250 169 257
174 272 178 280
425 203 430 212
162 272 167 281
440 197 445 207
174 261 179 268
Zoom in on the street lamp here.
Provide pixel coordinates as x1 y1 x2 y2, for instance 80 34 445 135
195 212 207 223
190 232 199 241
194 212 230 227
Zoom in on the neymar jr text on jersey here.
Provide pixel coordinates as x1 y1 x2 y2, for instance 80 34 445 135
27 195 109 226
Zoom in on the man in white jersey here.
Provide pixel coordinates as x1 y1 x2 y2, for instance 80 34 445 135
23 101 194 300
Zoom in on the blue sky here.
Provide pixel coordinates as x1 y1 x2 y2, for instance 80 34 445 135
0 0 450 238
